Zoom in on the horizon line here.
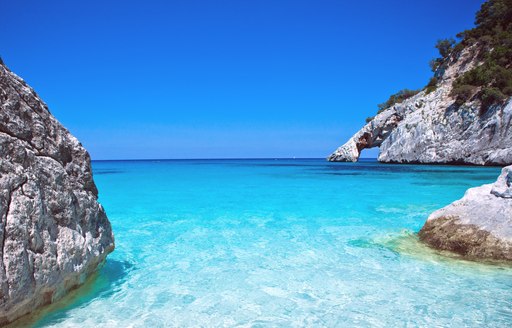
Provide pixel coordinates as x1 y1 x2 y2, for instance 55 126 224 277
91 157 379 162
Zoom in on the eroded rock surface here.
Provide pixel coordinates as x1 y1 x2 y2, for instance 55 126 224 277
328 46 512 165
418 166 512 261
0 63 114 325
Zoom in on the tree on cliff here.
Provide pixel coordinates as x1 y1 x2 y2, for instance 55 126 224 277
435 38 456 58
449 0 512 110
372 0 512 118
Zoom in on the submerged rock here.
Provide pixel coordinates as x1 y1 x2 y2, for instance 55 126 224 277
328 46 512 165
0 62 114 324
418 166 512 261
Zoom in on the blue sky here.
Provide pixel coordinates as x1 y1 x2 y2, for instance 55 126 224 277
2 0 484 159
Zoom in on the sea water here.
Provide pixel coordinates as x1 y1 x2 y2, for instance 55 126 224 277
31 159 511 327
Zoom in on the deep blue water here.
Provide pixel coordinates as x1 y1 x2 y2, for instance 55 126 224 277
32 159 511 327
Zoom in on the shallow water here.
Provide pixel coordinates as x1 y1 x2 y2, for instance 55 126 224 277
31 159 511 327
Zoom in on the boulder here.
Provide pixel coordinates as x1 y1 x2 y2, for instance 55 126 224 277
0 62 114 324
419 166 512 261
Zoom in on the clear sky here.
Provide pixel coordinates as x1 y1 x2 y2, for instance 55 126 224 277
2 0 484 160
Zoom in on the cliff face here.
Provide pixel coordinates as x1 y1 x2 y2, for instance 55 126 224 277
0 63 114 324
418 165 512 261
328 46 512 165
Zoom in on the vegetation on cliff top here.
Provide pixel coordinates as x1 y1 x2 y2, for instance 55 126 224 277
449 0 512 111
366 89 420 123
368 0 511 122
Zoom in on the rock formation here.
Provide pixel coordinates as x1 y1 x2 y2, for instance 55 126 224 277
327 45 512 165
419 165 512 261
0 62 114 325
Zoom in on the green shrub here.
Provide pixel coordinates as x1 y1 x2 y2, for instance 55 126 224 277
503 86 512 95
435 38 456 58
493 65 512 89
377 89 420 112
451 85 476 106
424 77 438 94
479 35 493 46
365 116 374 123
457 65 497 86
370 1 512 118
429 59 442 72
480 87 507 110
452 42 465 56
437 0 512 113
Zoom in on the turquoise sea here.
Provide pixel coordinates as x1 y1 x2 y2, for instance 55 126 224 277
31 159 511 327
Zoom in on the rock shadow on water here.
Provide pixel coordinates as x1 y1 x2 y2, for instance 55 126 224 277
349 230 512 271
7 259 133 328
93 169 125 175
322 172 366 176
317 162 498 176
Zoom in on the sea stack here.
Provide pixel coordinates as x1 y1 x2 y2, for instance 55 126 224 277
0 62 114 324
419 166 512 261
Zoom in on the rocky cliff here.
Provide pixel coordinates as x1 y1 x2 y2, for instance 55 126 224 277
327 46 512 165
0 63 114 325
418 165 512 261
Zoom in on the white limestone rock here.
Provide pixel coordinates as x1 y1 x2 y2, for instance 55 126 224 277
418 165 512 261
0 62 114 325
328 46 512 165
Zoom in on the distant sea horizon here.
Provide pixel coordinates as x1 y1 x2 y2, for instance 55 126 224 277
90 157 378 162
